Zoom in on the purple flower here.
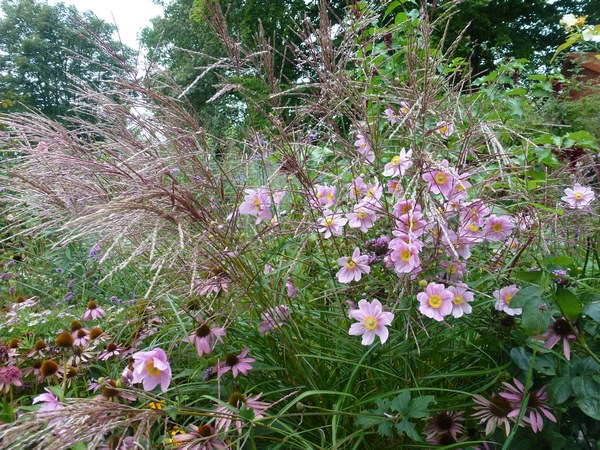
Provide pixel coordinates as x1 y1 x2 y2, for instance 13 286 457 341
184 322 226 357
89 243 103 261
64 291 74 301
0 365 23 393
499 378 556 433
448 283 474 318
436 120 454 138
336 248 371 283
83 301 106 321
484 215 514 242
540 317 577 360
424 411 464 443
561 184 595 209
493 285 522 316
131 348 172 392
383 148 413 177
318 210 348 239
347 203 378 232
217 348 255 379
258 305 291 334
348 299 394 345
171 424 226 449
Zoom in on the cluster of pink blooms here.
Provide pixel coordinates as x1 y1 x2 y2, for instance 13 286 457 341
417 282 474 322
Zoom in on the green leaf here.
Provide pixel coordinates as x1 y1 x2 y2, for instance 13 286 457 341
510 347 531 372
407 395 435 419
510 286 552 335
512 270 543 282
390 391 411 414
571 376 599 398
553 288 581 320
576 396 600 420
395 419 421 441
582 303 600 324
548 376 572 404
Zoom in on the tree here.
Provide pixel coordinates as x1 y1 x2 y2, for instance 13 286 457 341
0 0 134 121
433 0 600 75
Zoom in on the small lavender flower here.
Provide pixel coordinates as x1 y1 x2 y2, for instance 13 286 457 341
110 296 123 305
0 272 12 281
89 243 102 261
67 278 76 289
64 291 74 301
8 286 16 295
55 267 64 274
363 235 391 256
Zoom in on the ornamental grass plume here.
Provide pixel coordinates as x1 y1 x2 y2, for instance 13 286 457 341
348 299 394 345
131 348 171 392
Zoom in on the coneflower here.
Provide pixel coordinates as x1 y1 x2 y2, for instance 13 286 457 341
70 320 84 332
216 348 255 379
424 411 465 443
171 424 226 449
89 327 104 340
499 378 556 433
214 391 270 434
82 301 106 321
473 393 514 435
56 331 75 348
0 365 23 393
39 360 61 379
540 317 577 360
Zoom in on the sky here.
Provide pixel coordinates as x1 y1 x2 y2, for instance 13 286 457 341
47 0 165 49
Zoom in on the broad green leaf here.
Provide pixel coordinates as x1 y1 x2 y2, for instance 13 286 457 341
571 376 599 398
510 286 552 335
407 395 435 419
390 391 411 414
548 376 572 404
553 288 581 320
396 419 421 441
582 303 600 324
576 396 600 420
512 270 543 282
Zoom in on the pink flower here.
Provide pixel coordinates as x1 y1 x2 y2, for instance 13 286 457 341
217 348 255 379
448 283 474 318
493 285 522 316
386 179 403 197
384 107 397 125
258 305 291 334
348 299 394 345
484 215 514 242
540 317 577 360
425 411 464 443
336 248 371 283
215 392 270 434
422 160 455 197
0 365 23 393
131 348 172 392
394 211 428 238
317 210 347 238
354 133 375 163
286 278 297 298
362 179 383 202
440 260 466 281
460 199 490 224
171 424 226 450
417 282 453 321
388 239 421 274
82 300 106 321
561 184 595 209
312 184 336 209
347 203 378 232
436 120 454 138
383 148 413 177
499 378 556 433
472 393 514 436
348 176 368 200
238 188 282 224
184 322 226 357
33 387 64 424
392 198 422 218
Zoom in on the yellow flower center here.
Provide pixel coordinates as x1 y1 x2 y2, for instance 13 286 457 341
401 204 412 214
316 192 323 199
452 294 464 305
434 173 448 185
324 217 334 226
574 191 584 200
366 188 376 198
363 316 378 330
468 223 479 232
357 209 366 219
400 249 412 262
346 260 357 269
447 264 457 274
505 294 513 305
492 222 503 233
146 361 162 377
327 193 334 200
391 155 401 165
440 126 448 135
428 294 442 309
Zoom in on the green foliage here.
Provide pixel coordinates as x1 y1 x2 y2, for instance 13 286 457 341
0 0 134 121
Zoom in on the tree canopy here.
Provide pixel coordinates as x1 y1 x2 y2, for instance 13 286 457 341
0 0 134 121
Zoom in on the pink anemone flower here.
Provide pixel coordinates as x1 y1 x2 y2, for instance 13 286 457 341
561 184 595 209
493 285 522 316
336 247 371 283
317 210 347 238
383 148 413 177
348 299 394 345
448 283 474 318
131 348 172 392
417 282 453 321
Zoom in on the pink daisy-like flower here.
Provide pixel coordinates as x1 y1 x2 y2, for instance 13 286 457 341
392 197 422 218
448 283 474 318
82 300 106 321
383 148 413 178
184 322 226 358
312 184 337 209
422 160 455 197
354 133 375 163
131 347 172 392
214 392 271 434
336 247 371 283
317 210 347 239
436 120 454 138
499 378 556 433
238 188 273 224
540 317 577 360
33 387 64 424
98 342 124 361
348 176 368 200
217 348 255 379
362 179 383 203
493 285 522 316
424 411 464 443
384 107 397 125
440 260 466 281
417 282 453 321
348 299 394 345
171 424 226 450
388 239 421 274
347 203 378 232
258 305 291 334
73 329 89 347
561 184 595 209
460 199 490 224
386 179 403 197
0 365 23 393
394 211 428 238
472 393 515 436
484 215 514 242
